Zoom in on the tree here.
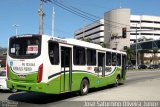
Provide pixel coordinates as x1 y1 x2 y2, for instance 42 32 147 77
111 32 119 39
0 47 7 56
96 42 110 48
125 47 134 64
82 38 92 43
100 43 107 48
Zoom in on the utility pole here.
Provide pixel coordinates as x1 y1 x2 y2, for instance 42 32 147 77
52 7 55 37
135 24 138 69
39 0 44 34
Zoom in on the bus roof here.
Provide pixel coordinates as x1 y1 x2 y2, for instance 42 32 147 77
46 35 126 55
9 34 126 55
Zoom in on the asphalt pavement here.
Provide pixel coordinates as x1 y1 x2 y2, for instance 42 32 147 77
0 70 160 107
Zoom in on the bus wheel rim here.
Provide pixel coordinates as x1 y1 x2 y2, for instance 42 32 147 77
83 84 88 93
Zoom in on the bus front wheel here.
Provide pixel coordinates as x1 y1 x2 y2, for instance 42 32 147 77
80 79 89 95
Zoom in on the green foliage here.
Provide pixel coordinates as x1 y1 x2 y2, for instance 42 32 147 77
111 32 118 37
0 47 7 56
81 38 110 48
98 43 110 48
82 38 92 43
125 47 135 64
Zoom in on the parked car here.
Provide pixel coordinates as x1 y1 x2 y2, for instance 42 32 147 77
148 64 159 69
126 65 136 70
138 64 147 69
0 70 8 90
0 69 18 92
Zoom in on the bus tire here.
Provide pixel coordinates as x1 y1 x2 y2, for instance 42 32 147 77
80 79 89 95
114 75 120 87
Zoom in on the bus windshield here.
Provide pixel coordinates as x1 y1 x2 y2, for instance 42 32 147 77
9 36 41 59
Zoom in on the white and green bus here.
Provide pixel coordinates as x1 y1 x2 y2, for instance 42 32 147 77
7 34 127 95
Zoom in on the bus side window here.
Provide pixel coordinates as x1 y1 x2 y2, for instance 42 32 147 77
112 52 117 66
106 51 111 66
117 53 121 66
48 41 59 65
73 46 86 65
87 49 96 66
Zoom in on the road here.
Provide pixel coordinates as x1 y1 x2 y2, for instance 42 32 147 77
0 70 160 107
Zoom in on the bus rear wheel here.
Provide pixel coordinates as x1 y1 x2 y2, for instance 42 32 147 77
80 79 89 95
115 75 120 87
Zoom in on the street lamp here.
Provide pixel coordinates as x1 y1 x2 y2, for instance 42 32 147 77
12 24 20 35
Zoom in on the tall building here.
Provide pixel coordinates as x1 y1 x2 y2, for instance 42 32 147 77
130 15 160 43
74 19 105 43
74 8 160 51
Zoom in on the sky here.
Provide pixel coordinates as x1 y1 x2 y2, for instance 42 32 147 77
0 0 160 48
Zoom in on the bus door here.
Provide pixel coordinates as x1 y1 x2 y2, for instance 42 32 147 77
60 46 72 92
122 55 126 79
98 52 105 77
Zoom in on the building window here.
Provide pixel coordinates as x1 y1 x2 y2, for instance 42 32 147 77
73 46 86 65
79 30 104 39
130 33 140 35
141 20 153 23
141 33 153 35
130 20 140 23
154 27 160 30
154 34 160 36
130 27 140 29
75 24 104 36
87 49 96 66
48 41 59 65
154 21 160 24
141 27 153 30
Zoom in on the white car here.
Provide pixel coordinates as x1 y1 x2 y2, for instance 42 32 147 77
0 70 8 90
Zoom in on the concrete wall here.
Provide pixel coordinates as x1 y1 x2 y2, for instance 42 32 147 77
104 8 131 50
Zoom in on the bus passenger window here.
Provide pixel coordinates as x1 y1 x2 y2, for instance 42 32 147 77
112 52 117 66
73 46 86 65
48 41 59 65
87 49 96 66
106 52 111 66
117 54 121 66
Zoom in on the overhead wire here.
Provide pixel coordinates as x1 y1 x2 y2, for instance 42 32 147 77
52 0 131 29
53 0 97 22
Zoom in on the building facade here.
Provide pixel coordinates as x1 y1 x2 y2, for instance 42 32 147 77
130 15 160 43
74 8 160 51
104 8 130 50
74 19 105 43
